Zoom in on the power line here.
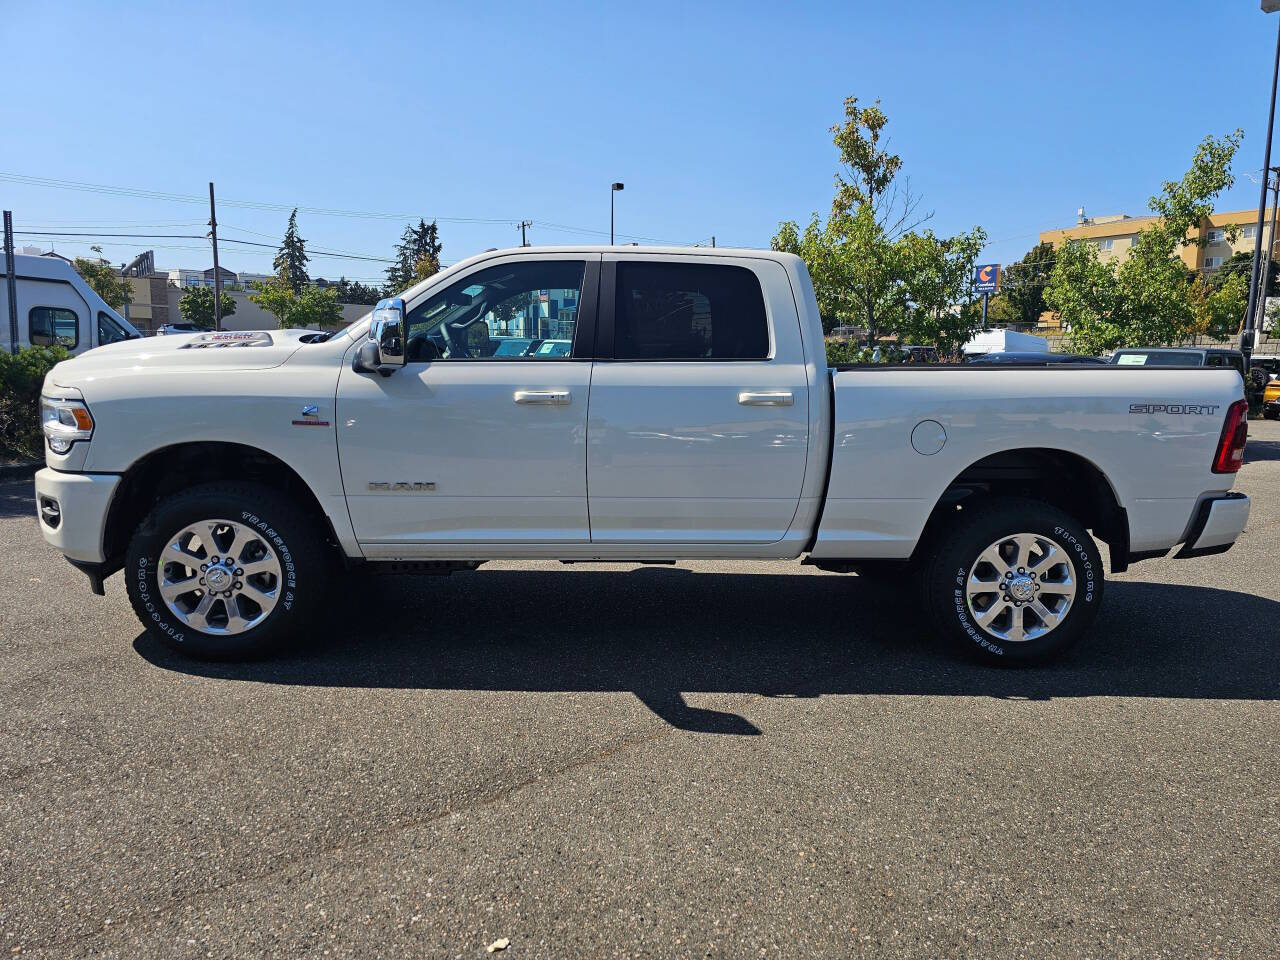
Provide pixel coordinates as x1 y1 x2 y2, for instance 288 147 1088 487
13 228 399 264
0 170 701 246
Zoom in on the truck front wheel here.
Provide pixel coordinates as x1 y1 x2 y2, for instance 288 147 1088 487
924 497 1104 664
125 482 327 660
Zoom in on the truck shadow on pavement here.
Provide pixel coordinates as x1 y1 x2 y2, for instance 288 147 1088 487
1246 438 1280 462
134 566 1280 735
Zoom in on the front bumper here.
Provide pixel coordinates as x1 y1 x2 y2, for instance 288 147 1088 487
33 468 119 564
1174 492 1251 559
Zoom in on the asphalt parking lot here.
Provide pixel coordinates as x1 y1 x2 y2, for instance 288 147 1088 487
2 422 1278 959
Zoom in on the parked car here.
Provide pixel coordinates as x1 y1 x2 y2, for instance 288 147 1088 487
901 344 940 363
34 246 1250 667
155 322 205 336
1111 347 1245 377
968 351 1106 365
489 337 536 358
1264 377 1280 419
1250 355 1280 380
1 253 140 355
531 339 572 358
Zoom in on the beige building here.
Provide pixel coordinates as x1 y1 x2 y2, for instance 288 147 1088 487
1040 206 1277 274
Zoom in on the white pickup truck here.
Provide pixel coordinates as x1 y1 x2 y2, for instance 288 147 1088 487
33 247 1252 664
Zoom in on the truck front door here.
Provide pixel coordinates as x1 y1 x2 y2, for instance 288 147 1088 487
337 255 598 553
586 255 810 544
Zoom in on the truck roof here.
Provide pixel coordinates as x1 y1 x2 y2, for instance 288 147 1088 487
392 244 805 305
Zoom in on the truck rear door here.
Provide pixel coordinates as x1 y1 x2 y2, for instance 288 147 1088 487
586 254 810 543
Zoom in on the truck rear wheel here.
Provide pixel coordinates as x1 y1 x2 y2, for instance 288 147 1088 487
125 482 327 660
924 497 1104 664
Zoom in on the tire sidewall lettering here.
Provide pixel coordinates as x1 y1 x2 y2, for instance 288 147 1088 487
953 521 1100 656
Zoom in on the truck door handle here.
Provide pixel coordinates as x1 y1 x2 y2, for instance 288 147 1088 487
738 391 793 406
513 390 571 405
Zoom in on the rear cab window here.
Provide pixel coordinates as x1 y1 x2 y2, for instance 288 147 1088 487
612 261 769 360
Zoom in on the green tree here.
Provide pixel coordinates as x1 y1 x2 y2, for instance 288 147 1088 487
384 224 416 293
773 95 984 349
1001 242 1055 329
1210 248 1278 297
1046 130 1244 353
1191 269 1249 340
273 209 310 293
895 226 989 354
178 285 237 329
386 219 444 293
286 286 344 329
412 219 443 282
774 205 905 335
249 278 343 330
334 277 384 305
72 246 132 312
963 293 1020 330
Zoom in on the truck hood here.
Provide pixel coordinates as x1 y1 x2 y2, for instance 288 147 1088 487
49 329 315 387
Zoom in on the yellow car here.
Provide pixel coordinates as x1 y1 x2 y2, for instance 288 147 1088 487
1265 377 1280 420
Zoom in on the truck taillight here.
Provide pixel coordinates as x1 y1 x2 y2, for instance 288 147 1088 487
1212 399 1249 474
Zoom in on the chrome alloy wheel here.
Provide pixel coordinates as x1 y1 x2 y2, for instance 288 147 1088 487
965 532 1077 643
156 518 283 635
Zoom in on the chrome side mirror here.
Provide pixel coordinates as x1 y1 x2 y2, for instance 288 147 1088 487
354 298 406 376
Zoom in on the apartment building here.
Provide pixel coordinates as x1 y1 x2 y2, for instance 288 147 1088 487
1039 206 1276 273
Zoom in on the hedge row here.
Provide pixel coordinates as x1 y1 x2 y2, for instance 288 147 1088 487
0 346 67 460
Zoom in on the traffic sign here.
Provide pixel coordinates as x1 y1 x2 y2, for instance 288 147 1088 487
974 263 1000 293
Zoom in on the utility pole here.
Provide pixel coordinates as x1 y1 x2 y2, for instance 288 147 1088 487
711 236 716 248
1243 6 1280 366
3 211 17 354
518 220 532 247
208 182 223 331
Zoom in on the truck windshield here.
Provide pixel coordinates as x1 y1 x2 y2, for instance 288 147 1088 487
98 311 137 345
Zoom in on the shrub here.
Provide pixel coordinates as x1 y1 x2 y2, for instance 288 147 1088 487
824 339 914 366
0 345 68 460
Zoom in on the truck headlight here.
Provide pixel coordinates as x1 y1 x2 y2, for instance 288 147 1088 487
41 397 94 454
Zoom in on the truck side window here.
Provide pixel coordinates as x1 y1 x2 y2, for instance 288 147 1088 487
613 262 768 360
402 260 585 360
29 307 80 349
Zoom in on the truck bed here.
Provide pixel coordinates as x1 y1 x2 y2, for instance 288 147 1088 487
810 365 1246 560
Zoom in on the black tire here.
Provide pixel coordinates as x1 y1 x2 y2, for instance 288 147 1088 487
923 497 1104 665
125 482 328 660
1264 409 1280 421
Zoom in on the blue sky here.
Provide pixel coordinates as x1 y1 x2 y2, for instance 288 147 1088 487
1 0 1277 280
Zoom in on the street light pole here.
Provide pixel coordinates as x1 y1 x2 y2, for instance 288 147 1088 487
610 182 624 244
1242 3 1280 365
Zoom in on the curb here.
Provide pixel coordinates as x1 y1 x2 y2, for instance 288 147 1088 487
0 461 41 482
